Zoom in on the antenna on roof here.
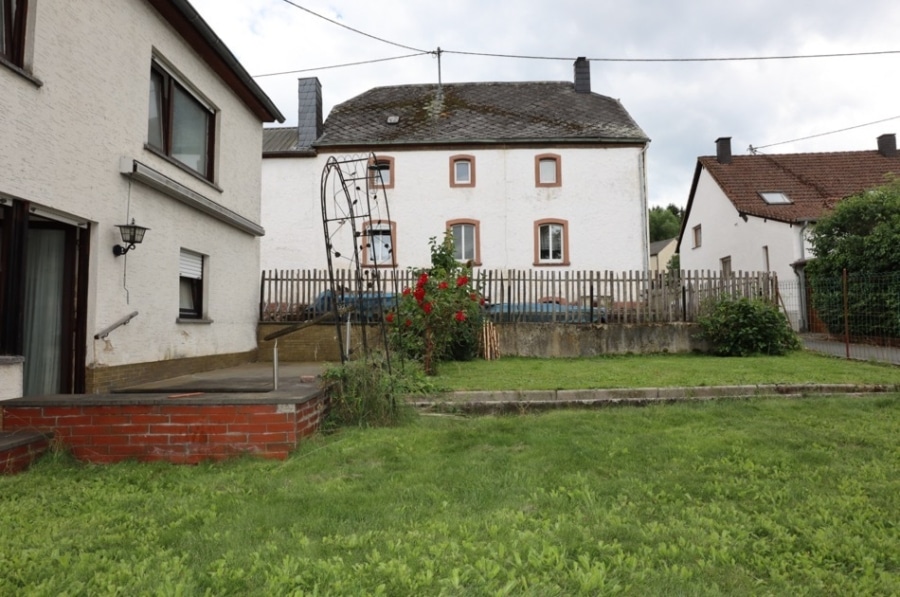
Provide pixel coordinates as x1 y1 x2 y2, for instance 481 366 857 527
435 47 443 91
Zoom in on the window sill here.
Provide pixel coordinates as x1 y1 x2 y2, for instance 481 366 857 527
0 55 43 87
176 317 214 325
533 261 571 267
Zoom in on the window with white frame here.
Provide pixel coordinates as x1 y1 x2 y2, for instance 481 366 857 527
179 249 205 319
1 0 28 67
363 220 396 267
534 219 569 265
448 219 480 264
147 61 216 180
535 154 561 187
449 155 475 187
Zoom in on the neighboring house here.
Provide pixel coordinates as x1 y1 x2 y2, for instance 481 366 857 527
0 0 284 397
677 135 900 328
261 58 650 274
649 238 677 274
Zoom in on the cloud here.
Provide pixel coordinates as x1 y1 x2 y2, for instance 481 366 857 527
190 0 900 208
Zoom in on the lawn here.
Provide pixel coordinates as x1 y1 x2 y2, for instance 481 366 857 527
432 351 900 391
2 394 898 595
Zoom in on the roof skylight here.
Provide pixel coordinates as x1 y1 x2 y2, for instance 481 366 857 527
760 192 791 205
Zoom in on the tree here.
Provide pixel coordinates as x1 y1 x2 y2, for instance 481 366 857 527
648 205 682 242
806 177 900 338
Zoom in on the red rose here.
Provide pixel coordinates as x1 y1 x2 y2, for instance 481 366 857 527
417 273 429 287
438 281 448 290
386 312 394 323
469 293 478 301
405 319 412 327
456 275 468 287
402 287 411 296
422 302 433 314
455 310 466 322
414 287 426 302
480 298 486 306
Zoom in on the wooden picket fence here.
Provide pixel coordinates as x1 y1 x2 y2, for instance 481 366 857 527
259 268 779 324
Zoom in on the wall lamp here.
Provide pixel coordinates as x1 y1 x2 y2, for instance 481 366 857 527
113 219 150 257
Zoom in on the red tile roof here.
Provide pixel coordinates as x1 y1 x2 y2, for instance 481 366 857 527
699 150 900 224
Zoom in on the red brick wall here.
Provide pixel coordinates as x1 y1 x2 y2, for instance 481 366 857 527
1 397 326 465
0 436 51 474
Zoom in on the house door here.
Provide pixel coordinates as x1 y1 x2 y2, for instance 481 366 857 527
0 200 89 395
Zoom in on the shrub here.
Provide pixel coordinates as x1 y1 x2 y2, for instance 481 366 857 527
322 355 438 428
388 233 484 374
698 295 800 356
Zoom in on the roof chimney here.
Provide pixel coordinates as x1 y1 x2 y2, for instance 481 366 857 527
716 137 732 164
297 77 323 149
877 133 897 157
573 57 591 93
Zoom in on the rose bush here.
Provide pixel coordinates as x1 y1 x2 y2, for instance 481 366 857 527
388 233 483 374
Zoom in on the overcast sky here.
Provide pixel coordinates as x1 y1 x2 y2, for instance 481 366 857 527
190 0 900 208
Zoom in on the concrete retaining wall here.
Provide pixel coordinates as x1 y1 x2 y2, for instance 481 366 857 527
258 322 707 361
497 323 707 358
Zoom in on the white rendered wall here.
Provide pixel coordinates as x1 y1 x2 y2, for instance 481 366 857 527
0 0 266 368
262 145 648 273
680 169 802 284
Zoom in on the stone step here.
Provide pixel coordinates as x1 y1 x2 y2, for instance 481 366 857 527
0 430 53 475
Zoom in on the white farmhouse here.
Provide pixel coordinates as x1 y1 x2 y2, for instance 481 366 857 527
0 0 284 397
261 58 650 273
678 135 900 328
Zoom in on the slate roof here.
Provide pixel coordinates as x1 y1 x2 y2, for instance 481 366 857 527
697 150 900 224
649 238 677 256
318 82 647 146
263 81 648 153
263 126 313 154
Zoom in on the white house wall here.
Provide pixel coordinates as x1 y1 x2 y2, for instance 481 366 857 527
0 0 265 368
681 169 802 284
262 145 648 272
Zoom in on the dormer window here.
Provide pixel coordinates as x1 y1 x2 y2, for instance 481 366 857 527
760 192 791 205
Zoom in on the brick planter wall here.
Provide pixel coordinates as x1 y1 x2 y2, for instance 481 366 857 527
1 396 326 465
0 431 52 474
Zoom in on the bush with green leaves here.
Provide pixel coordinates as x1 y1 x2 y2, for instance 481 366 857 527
698 295 800 356
806 178 900 339
321 356 427 428
388 232 484 374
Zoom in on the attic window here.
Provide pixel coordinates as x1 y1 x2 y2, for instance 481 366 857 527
386 115 400 124
760 192 791 205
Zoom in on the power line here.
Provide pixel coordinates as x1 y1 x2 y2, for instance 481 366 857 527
444 48 900 62
254 52 430 78
279 0 428 53
750 115 900 152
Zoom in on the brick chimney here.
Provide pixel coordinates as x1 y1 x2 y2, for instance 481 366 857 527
877 133 897 157
297 77 323 149
573 57 591 93
716 137 732 164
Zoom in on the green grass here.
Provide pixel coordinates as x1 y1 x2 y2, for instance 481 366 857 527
2 395 899 595
433 351 900 391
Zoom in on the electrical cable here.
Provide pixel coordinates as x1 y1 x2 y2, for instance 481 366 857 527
254 52 430 78
751 115 900 152
443 49 900 62
279 0 428 53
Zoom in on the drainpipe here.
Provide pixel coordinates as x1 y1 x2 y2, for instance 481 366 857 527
795 220 813 331
639 145 650 272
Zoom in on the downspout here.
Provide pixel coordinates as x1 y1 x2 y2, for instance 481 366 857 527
639 145 650 271
795 219 813 331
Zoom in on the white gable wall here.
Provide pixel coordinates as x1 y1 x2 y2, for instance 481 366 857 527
681 169 804 283
262 145 648 272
